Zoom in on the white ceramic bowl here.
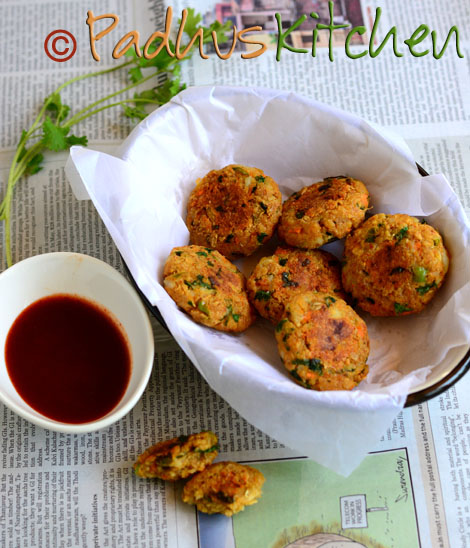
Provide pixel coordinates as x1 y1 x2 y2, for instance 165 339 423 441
0 252 154 433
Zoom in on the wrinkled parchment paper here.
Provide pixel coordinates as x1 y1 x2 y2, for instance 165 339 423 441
66 86 470 475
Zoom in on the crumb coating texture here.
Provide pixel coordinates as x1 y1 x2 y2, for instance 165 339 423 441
247 246 345 324
275 291 369 390
182 461 265 516
342 213 449 316
279 176 369 249
186 165 282 257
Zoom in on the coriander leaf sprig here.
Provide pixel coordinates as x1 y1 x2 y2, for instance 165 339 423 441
0 61 135 266
0 11 231 267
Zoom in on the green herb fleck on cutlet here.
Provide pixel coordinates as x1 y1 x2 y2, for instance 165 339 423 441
365 228 377 243
289 369 304 383
195 444 219 454
324 296 336 307
394 226 409 244
394 302 412 314
232 166 248 175
282 272 298 287
185 275 215 290
292 358 323 373
223 304 240 325
197 301 210 315
276 319 287 332
412 266 427 283
254 290 271 301
416 282 437 295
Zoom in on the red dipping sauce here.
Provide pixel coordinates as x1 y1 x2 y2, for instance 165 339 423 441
5 294 131 424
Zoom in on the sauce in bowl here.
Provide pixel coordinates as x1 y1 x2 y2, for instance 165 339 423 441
5 294 131 424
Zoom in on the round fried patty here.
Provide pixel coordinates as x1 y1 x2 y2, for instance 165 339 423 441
247 246 345 324
275 291 369 390
163 245 255 332
186 164 282 257
342 213 450 316
279 176 369 249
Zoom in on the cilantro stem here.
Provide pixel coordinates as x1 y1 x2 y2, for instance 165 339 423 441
63 71 164 127
54 61 134 95
3 200 12 266
64 98 163 127
0 142 43 218
11 142 44 185
16 61 134 146
1 145 39 264
0 155 32 221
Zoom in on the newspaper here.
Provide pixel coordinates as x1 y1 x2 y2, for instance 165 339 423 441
0 0 469 547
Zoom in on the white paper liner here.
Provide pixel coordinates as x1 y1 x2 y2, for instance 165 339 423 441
66 86 470 475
